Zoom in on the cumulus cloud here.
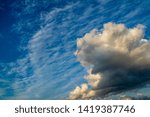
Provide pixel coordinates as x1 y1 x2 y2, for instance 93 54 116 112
69 83 96 99
69 22 150 99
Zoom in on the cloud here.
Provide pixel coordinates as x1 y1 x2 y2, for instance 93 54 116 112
2 0 149 99
69 22 150 99
4 2 86 99
120 93 150 100
69 83 96 99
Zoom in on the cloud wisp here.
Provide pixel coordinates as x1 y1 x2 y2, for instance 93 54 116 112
69 22 150 99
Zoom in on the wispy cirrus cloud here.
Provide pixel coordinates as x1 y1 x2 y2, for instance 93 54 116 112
5 1 86 99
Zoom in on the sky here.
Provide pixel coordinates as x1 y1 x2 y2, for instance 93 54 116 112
0 0 150 99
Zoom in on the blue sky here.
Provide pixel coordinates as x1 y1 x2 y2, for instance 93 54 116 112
0 0 150 99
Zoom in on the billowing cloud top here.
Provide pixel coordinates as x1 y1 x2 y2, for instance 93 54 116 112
69 22 150 99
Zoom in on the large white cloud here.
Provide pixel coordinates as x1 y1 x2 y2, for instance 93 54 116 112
69 22 150 99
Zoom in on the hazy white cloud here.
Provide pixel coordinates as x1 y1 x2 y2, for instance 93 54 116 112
120 93 150 100
69 22 150 99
